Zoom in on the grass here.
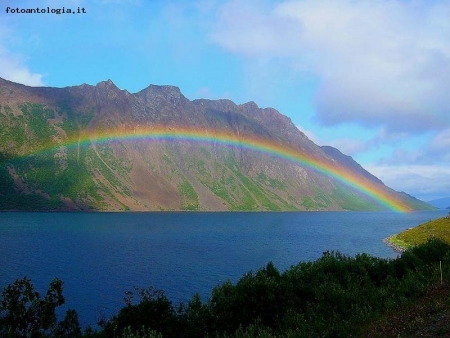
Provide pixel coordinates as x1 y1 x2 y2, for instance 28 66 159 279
396 216 450 247
177 177 199 211
389 235 413 251
332 185 382 211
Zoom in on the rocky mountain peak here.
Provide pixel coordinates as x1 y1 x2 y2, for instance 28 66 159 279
136 84 183 100
238 101 291 125
0 78 434 212
96 79 120 92
192 99 238 113
239 101 259 112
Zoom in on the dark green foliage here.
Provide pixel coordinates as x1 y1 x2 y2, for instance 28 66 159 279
99 287 179 338
0 110 27 155
57 100 78 137
0 101 104 210
19 103 56 145
210 262 284 333
89 239 450 337
178 294 211 337
410 236 450 262
0 277 81 337
54 310 82 337
2 239 450 337
10 147 100 208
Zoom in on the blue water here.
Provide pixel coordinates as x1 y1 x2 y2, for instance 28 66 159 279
0 210 447 328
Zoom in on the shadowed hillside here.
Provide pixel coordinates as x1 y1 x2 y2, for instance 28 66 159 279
0 77 434 211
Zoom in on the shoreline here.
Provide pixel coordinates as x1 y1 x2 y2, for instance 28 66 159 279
383 215 450 254
382 235 407 253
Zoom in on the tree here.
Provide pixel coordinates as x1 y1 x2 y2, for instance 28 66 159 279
0 276 81 337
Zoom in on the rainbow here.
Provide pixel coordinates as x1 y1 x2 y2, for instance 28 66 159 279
20 126 412 212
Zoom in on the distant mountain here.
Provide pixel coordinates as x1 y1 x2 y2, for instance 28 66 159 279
427 197 450 209
0 77 434 211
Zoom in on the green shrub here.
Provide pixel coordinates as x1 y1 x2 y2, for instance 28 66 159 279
0 277 81 337
3 239 450 337
100 287 178 337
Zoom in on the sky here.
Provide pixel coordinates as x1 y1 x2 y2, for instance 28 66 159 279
1 0 449 202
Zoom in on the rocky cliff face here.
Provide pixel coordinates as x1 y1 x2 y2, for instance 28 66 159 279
0 77 434 211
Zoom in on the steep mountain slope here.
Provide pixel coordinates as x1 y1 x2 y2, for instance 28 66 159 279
0 77 433 211
321 146 383 185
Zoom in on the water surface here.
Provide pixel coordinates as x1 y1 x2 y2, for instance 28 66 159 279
0 210 446 327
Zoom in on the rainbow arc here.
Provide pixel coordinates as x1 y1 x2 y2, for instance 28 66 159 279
27 126 412 212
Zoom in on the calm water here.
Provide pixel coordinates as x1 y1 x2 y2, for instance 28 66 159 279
0 210 447 327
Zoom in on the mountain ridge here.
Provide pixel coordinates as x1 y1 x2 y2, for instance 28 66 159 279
427 197 450 209
0 77 434 211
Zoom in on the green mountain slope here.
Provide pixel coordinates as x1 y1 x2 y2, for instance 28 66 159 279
0 77 434 211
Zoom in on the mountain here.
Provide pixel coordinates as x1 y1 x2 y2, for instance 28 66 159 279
320 146 384 185
0 77 434 211
427 197 450 209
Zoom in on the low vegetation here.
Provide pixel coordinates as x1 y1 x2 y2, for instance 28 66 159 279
178 177 199 210
3 238 450 337
389 216 450 251
398 216 450 246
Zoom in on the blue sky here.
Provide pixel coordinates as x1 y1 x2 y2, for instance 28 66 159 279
1 0 449 201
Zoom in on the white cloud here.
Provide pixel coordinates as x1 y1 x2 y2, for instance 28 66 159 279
303 125 410 157
211 0 304 57
211 0 450 134
366 164 450 201
375 128 450 166
430 129 450 154
326 138 367 156
0 47 44 86
379 148 423 166
365 129 450 199
367 128 408 147
0 17 44 86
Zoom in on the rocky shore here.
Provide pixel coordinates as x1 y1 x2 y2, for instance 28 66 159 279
382 235 407 253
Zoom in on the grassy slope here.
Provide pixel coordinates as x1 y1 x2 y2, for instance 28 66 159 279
374 216 450 337
0 101 433 212
388 216 450 251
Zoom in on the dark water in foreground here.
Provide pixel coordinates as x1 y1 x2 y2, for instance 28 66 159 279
0 210 447 327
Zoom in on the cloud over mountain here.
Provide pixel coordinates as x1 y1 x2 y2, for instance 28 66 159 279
211 0 450 134
0 25 44 86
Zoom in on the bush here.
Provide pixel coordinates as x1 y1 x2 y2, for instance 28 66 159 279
0 277 81 337
3 239 450 337
100 287 178 337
